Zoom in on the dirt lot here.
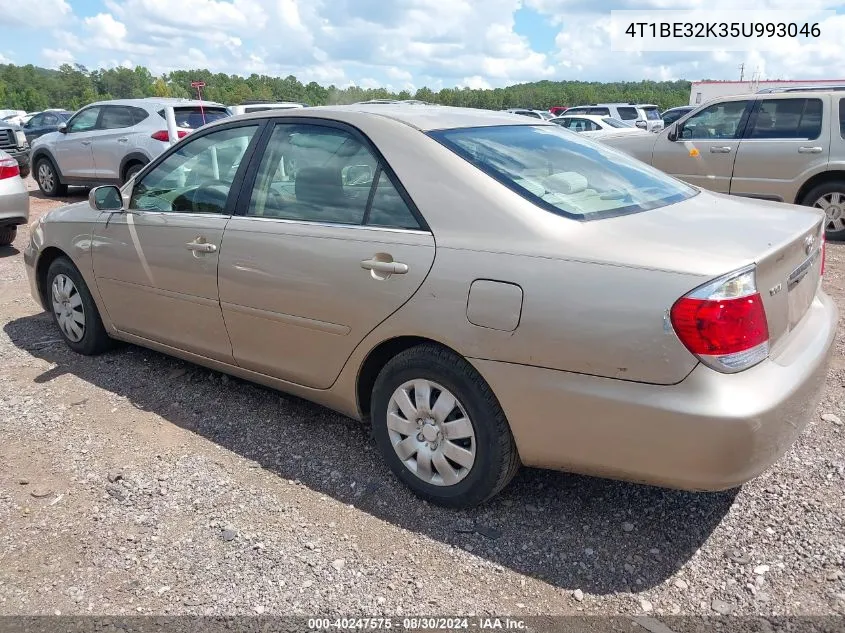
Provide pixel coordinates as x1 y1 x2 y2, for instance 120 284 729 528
1 177 844 619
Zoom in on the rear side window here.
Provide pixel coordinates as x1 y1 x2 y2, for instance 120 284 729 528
99 106 135 130
129 107 149 125
748 98 822 140
430 125 696 221
157 107 230 129
588 107 611 116
563 107 589 115
840 99 845 140
644 107 661 120
616 107 638 120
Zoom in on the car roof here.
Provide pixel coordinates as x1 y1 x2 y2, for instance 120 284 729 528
86 98 226 109
231 104 550 131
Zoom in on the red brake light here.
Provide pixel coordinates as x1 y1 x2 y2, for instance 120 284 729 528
821 233 826 276
670 266 769 373
151 130 189 142
0 156 19 179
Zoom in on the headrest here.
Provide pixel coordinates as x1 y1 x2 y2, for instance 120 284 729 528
295 166 344 206
544 171 589 194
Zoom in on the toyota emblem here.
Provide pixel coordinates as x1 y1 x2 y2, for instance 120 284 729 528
804 234 816 255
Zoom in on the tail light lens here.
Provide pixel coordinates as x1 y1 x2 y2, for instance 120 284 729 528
820 233 826 277
0 155 20 179
151 130 189 142
670 265 769 373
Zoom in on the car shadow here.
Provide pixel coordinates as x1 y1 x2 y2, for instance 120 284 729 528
0 245 20 258
4 313 736 595
27 186 89 203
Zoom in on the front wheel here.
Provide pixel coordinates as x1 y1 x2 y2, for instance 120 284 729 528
35 158 67 197
371 344 520 508
46 257 113 355
0 225 16 247
801 181 845 241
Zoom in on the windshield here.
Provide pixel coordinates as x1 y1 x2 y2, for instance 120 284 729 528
429 125 697 220
601 117 629 128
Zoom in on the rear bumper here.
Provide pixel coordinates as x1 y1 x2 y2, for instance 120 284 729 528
471 290 837 491
0 179 29 226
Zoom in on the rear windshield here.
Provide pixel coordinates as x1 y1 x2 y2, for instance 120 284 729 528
158 107 230 129
429 125 696 220
644 107 661 120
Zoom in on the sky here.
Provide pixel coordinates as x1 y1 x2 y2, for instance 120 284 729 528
1 0 844 91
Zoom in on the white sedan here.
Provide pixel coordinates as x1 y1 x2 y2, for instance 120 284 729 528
551 114 649 138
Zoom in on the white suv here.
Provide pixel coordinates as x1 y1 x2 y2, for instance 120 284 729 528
30 98 230 196
563 103 664 132
228 102 307 115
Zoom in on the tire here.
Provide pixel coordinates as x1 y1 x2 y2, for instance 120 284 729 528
46 256 113 355
371 344 520 508
19 164 30 179
800 181 845 241
35 157 67 197
123 162 145 184
0 225 16 247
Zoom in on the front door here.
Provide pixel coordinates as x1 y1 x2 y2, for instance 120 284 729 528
55 106 101 179
219 121 435 389
652 99 753 193
92 123 261 362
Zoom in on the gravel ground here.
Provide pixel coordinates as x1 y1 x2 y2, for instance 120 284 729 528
1 177 844 619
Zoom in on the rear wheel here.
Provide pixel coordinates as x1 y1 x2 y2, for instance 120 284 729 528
0 225 16 246
35 158 67 197
46 257 113 355
123 162 145 184
801 181 845 241
371 344 520 508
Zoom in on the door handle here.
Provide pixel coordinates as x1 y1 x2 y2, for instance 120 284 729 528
710 146 732 153
186 238 218 253
81 140 92 146
361 259 408 275
117 137 129 143
798 146 823 154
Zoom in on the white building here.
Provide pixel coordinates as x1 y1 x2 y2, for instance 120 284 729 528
689 79 845 105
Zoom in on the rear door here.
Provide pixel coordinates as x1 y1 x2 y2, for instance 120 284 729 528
652 98 753 193
54 106 100 179
92 105 138 181
219 120 435 389
730 95 829 202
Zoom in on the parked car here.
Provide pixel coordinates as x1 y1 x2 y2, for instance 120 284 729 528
228 102 307 115
503 108 555 120
757 85 845 93
24 105 836 507
564 103 664 132
598 90 845 240
551 114 646 137
549 106 569 116
0 121 30 179
0 149 29 246
661 106 695 126
22 110 74 143
30 98 230 196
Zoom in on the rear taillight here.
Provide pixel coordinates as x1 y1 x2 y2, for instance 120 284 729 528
0 156 19 179
151 130 189 142
670 265 769 373
821 233 826 277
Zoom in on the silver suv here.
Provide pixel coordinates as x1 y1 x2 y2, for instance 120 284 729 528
598 90 845 239
563 103 663 132
30 98 229 196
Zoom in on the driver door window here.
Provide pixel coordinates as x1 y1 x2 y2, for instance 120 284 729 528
67 107 101 133
130 125 258 214
679 101 750 140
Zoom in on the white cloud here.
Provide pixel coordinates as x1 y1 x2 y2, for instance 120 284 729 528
6 0 71 28
42 48 75 68
460 75 493 90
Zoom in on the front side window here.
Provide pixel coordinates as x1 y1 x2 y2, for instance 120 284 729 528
747 98 822 140
42 113 59 126
67 107 101 133
130 125 258 214
588 107 611 116
27 114 44 127
679 100 749 140
430 125 696 220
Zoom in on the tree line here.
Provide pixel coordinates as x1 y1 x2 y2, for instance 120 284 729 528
0 62 692 113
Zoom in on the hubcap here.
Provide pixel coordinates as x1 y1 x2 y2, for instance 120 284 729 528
814 192 845 232
386 379 476 487
51 274 85 342
38 163 54 192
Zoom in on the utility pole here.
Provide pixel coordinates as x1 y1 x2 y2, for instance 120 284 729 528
739 63 745 82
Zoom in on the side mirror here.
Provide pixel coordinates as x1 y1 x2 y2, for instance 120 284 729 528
667 123 678 142
57 123 67 134
89 185 124 212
